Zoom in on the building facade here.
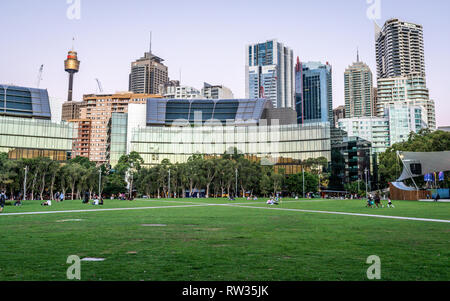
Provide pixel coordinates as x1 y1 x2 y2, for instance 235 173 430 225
344 56 374 118
296 62 333 124
376 73 436 129
162 85 204 99
202 83 234 99
245 40 294 109
107 99 331 174
79 92 161 163
0 85 51 119
0 116 74 161
337 117 390 154
384 102 428 145
375 18 425 79
129 52 169 95
333 106 346 128
61 101 86 121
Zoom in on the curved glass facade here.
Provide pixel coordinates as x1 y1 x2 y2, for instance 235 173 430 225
0 85 51 119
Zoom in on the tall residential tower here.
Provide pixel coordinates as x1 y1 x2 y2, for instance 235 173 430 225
245 40 294 109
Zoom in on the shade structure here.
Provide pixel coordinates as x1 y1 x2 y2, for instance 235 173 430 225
397 151 450 182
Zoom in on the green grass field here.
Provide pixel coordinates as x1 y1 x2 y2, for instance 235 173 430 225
0 197 448 281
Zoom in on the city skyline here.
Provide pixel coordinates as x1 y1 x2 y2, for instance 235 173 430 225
1 0 449 126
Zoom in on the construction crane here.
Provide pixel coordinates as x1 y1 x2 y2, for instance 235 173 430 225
36 65 44 88
95 78 104 93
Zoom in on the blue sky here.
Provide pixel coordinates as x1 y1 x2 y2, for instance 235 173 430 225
1 0 449 126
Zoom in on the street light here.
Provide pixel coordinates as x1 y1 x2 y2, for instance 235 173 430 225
98 168 102 199
364 168 368 198
302 167 305 199
168 168 171 198
23 166 28 201
235 168 238 199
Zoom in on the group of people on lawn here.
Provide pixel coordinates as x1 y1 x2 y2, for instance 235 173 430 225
366 193 395 208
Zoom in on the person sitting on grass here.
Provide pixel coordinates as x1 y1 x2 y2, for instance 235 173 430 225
41 200 52 206
92 195 99 206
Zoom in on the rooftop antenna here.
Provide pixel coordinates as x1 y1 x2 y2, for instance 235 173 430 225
72 37 75 51
149 31 152 57
36 64 44 88
179 68 182 85
357 47 360 62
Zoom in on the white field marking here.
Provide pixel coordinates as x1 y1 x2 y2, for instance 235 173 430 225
0 204 213 217
217 204 450 224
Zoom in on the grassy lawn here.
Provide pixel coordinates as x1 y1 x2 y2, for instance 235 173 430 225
0 198 448 281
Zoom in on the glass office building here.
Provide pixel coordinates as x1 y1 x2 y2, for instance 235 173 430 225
108 99 331 174
0 116 74 160
0 84 51 119
296 62 333 125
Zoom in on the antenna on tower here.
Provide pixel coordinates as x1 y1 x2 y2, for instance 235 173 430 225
357 47 360 62
36 64 44 88
149 31 152 56
72 37 75 51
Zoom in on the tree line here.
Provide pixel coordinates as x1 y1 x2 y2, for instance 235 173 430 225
0 149 328 200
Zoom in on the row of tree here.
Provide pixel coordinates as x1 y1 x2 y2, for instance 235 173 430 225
0 149 328 200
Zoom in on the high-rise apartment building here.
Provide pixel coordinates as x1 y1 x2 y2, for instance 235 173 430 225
202 83 234 99
296 61 333 124
375 19 436 130
375 18 425 79
129 52 168 95
376 74 436 129
344 53 374 118
78 92 162 164
245 39 294 109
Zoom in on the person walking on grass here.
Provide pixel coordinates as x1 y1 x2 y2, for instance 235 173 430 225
434 193 441 203
387 198 395 208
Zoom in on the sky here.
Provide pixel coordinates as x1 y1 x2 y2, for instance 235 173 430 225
0 0 449 126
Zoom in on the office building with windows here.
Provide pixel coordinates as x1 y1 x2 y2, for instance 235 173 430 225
245 40 294 109
296 61 333 124
202 83 234 99
344 54 374 118
129 52 169 95
107 99 331 174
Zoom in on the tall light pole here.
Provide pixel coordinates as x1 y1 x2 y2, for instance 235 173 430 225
302 167 305 199
98 169 102 198
235 168 238 198
168 168 171 198
23 166 28 201
364 168 368 198
129 163 134 199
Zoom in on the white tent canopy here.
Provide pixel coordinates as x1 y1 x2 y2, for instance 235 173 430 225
397 151 450 181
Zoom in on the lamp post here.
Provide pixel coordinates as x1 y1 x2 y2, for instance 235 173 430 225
98 169 102 199
302 167 305 199
168 168 171 198
129 163 134 200
23 166 28 201
235 168 238 199
364 168 368 198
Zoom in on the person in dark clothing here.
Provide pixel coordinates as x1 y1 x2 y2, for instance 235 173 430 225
434 193 441 202
0 191 6 213
83 191 90 204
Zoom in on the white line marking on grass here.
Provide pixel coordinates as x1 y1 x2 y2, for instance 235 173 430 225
219 204 450 224
0 204 213 217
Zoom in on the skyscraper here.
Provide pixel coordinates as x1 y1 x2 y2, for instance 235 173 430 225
129 51 168 95
375 19 435 130
375 18 425 79
344 51 374 118
245 39 294 109
296 61 333 124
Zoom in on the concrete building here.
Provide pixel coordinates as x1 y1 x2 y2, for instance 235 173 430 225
296 61 333 124
78 92 162 164
375 18 425 79
162 85 204 99
438 126 450 132
245 40 294 109
333 106 345 128
61 101 86 121
344 53 374 118
129 52 168 95
337 117 390 154
376 73 436 129
202 83 234 99
107 99 331 174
